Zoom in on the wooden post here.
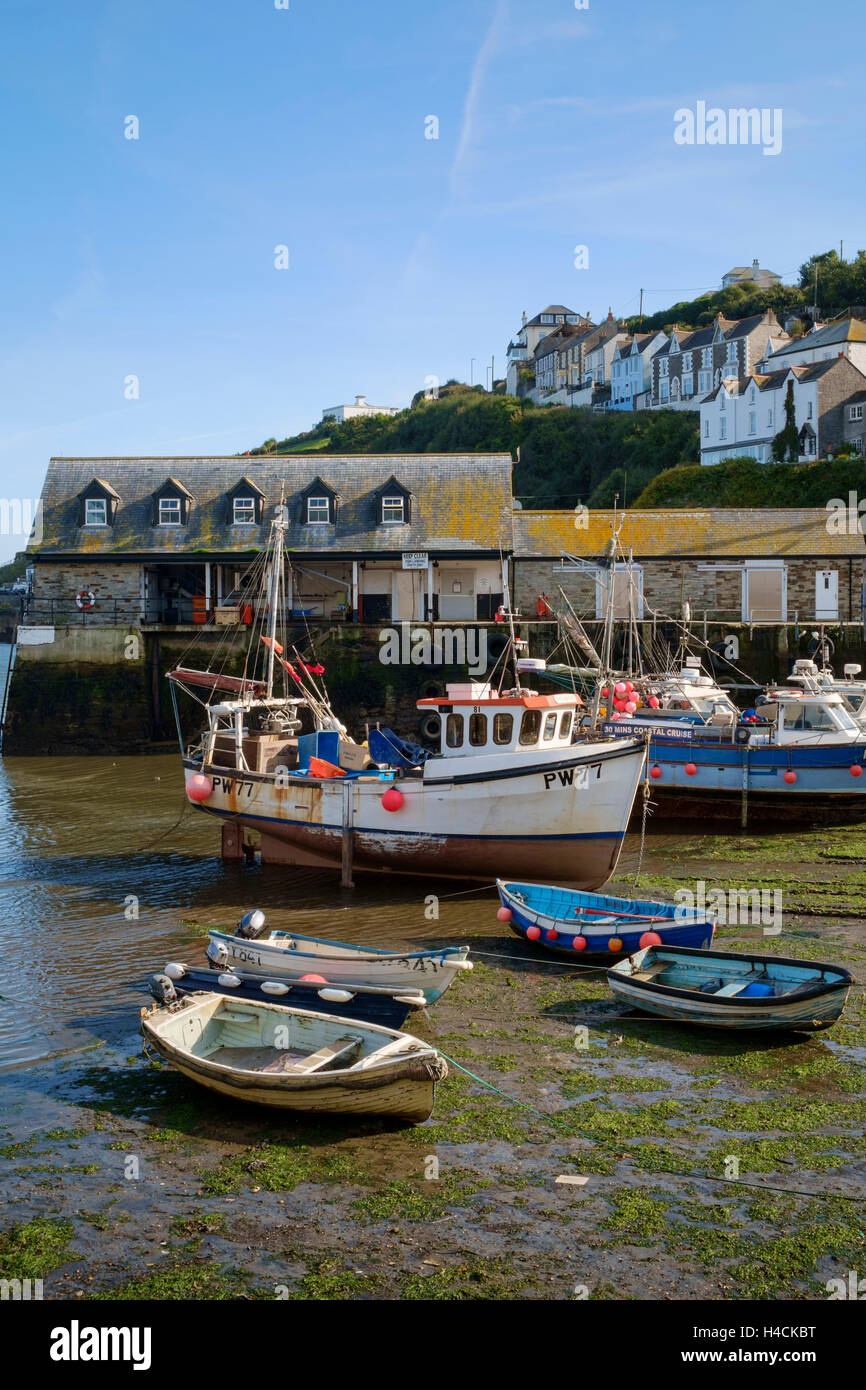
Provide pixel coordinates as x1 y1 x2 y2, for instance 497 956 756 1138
741 747 749 830
341 779 355 888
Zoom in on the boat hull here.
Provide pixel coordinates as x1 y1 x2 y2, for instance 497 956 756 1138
184 738 646 886
607 944 852 1031
497 880 714 957
207 931 471 1002
169 966 423 1029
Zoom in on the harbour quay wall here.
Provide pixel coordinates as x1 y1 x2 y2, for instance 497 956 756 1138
1 621 508 756
3 619 865 756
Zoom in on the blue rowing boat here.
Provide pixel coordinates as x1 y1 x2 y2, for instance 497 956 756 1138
607 944 853 1031
495 879 715 957
156 963 427 1029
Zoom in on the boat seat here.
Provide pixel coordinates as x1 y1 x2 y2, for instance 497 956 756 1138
714 978 759 997
631 962 670 982
282 1034 363 1075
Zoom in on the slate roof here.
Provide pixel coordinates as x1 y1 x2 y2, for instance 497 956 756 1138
514 509 865 559
31 455 515 557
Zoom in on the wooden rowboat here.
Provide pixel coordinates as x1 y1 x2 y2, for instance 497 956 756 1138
140 991 447 1122
206 915 472 1002
607 944 853 1031
496 879 715 957
160 962 427 1029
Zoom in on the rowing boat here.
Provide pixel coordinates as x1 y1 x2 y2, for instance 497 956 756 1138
140 991 447 1122
607 944 853 1031
495 879 714 956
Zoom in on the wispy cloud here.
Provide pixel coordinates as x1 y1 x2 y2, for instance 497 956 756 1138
449 0 510 202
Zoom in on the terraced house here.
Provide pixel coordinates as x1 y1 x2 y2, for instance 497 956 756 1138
25 455 513 630
650 310 789 409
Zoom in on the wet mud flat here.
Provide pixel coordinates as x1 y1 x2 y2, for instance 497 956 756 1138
2 824 866 1302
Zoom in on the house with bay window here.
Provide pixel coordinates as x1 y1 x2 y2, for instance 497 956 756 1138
610 331 667 410
26 455 512 629
650 310 788 409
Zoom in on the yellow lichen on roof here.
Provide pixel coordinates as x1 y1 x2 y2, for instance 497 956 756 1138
514 509 866 558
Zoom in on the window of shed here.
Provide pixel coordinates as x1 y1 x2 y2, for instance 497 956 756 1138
492 713 513 744
469 713 487 746
233 497 256 524
307 496 330 524
85 498 107 526
445 713 464 747
559 711 573 739
542 712 558 741
381 495 405 524
158 497 182 525
518 709 541 745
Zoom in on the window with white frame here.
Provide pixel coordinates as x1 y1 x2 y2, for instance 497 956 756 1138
719 392 725 410
381 494 405 524
727 341 737 363
703 418 709 437
702 347 712 368
306 496 330 524
698 370 710 393
659 359 669 377
683 352 693 371
720 418 727 439
850 404 864 421
85 498 107 526
682 373 694 396
158 497 182 525
767 409 773 427
748 412 756 434
233 496 256 524
660 381 669 401
807 401 813 419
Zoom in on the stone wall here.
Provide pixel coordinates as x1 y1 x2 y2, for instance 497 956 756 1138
30 560 142 626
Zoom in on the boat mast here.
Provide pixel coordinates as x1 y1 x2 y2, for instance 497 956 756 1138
265 492 286 699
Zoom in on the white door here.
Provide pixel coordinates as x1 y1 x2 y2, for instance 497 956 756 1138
815 570 838 620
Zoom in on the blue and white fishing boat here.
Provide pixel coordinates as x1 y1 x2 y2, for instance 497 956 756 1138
598 662 866 824
157 963 427 1029
607 944 853 1031
495 879 715 957
204 910 473 1003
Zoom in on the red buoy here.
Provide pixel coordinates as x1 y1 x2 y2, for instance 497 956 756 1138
648 696 660 708
496 906 512 922
685 762 697 776
526 925 542 941
650 765 662 779
382 787 404 811
545 928 558 942
186 773 213 802
608 936 624 954
639 931 663 948
571 935 587 951
299 973 328 984
851 765 863 778
783 770 797 784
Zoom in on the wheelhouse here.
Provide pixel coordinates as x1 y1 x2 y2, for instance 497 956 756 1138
418 683 582 758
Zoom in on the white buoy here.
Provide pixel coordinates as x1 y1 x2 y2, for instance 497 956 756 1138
163 962 187 980
318 988 354 1003
260 981 290 996
217 973 242 988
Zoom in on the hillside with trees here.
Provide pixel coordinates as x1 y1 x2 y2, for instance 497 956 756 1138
634 455 866 510
249 385 700 509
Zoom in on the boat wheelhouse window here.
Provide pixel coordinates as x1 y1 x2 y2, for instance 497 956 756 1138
469 713 487 746
519 709 541 745
542 712 558 741
158 497 182 525
785 702 841 731
446 713 464 747
85 498 107 526
559 711 573 739
233 496 256 524
307 496 330 525
492 713 513 745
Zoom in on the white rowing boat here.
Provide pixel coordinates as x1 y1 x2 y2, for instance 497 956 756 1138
140 990 447 1123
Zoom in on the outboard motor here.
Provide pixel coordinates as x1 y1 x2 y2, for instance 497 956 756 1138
206 939 229 967
237 908 268 940
150 973 178 1005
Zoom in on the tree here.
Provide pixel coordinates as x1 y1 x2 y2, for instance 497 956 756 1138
772 381 800 462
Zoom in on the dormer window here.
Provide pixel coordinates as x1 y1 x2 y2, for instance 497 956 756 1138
78 478 121 528
307 495 330 525
382 495 405 524
226 477 265 526
152 478 193 527
300 478 338 526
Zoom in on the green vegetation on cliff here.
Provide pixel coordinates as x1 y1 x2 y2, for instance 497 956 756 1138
249 385 700 510
634 455 866 510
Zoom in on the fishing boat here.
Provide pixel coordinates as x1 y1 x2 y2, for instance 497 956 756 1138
496 879 715 957
204 909 473 1003
159 963 427 1029
607 944 853 1031
140 989 447 1122
168 499 646 885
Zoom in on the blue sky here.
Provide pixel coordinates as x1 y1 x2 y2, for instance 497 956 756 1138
1 0 863 562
